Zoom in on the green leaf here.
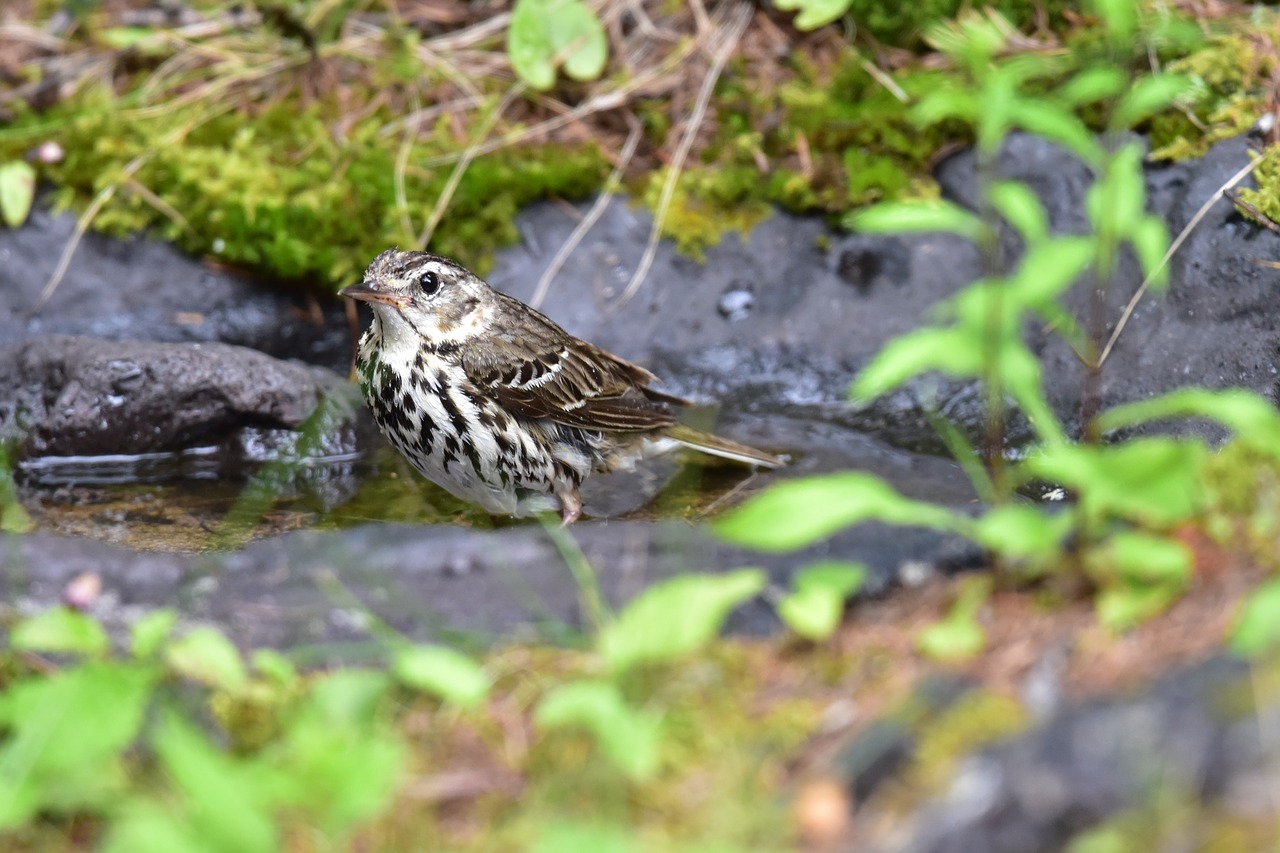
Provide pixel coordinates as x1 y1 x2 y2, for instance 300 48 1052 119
1010 237 1095 304
972 504 1073 562
508 0 607 90
164 628 248 692
1088 143 1145 236
0 160 35 228
989 181 1046 242
1231 577 1280 656
1098 531 1192 586
599 570 765 673
912 88 981 127
1020 438 1206 528
150 712 278 853
392 644 489 708
1011 99 1103 164
1129 215 1170 291
852 327 983 402
131 609 177 659
1095 583 1180 632
1054 66 1126 106
916 576 991 661
772 0 853 30
777 562 866 641
533 821 638 853
12 608 109 657
1093 0 1138 45
1099 389 1280 460
0 662 156 826
306 669 391 726
250 649 297 686
1111 74 1194 130
535 681 661 780
847 200 988 242
716 472 965 553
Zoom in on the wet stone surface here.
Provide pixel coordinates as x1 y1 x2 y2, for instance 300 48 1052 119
2 130 1279 654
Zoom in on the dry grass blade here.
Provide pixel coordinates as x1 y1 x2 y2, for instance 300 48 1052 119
418 83 526 249
529 118 644 309
610 1 754 313
1095 154 1261 367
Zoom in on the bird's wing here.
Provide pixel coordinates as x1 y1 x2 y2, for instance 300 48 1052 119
460 304 684 432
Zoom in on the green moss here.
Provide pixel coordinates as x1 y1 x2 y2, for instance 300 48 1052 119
904 689 1029 793
639 166 772 259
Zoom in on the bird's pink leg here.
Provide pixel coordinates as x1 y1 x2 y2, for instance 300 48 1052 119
559 488 582 526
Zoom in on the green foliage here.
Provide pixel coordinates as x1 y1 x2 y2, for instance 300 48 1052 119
599 570 765 673
536 681 662 780
716 0 1236 635
777 561 867 641
1231 577 1280 656
916 576 990 661
0 612 405 847
391 643 490 708
11 607 109 657
508 0 608 90
0 160 35 227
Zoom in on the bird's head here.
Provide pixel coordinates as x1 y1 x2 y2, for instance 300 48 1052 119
340 249 492 347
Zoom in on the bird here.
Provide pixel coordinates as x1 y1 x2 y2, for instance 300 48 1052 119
340 249 784 524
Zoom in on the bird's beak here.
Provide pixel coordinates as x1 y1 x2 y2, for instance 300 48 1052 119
338 281 411 308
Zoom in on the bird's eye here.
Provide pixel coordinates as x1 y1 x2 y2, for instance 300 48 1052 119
418 269 441 296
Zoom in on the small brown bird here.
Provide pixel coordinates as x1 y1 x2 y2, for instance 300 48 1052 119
340 249 783 523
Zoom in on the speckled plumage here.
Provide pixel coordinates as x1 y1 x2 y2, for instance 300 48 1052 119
341 249 783 523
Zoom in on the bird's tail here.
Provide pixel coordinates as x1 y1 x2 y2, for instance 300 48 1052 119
664 423 786 469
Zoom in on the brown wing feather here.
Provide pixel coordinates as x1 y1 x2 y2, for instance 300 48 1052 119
461 295 685 432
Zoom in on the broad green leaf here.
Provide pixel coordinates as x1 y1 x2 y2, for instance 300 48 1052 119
989 181 1046 242
1129 215 1170 290
773 0 852 30
1088 143 1145 236
250 649 297 686
1097 531 1192 586
851 328 983 402
1111 74 1194 130
104 802 212 853
534 821 638 853
164 627 247 692
151 712 277 853
0 160 35 228
1095 583 1181 632
1021 439 1206 527
1054 66 1126 106
972 504 1073 561
508 0 607 90
912 88 981 126
0 663 155 826
847 200 988 242
392 644 489 708
714 473 964 553
1231 577 1280 656
1011 99 1102 164
307 669 391 725
12 608 109 657
1099 389 1280 459
777 561 867 641
535 681 661 780
916 576 991 661
131 609 176 659
266 698 404 834
1010 237 1095 304
1093 0 1138 44
599 570 765 673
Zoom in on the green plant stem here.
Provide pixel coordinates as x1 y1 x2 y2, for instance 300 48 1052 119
976 149 1009 501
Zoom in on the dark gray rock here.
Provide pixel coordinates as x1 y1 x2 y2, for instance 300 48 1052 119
858 656 1273 853
0 207 351 369
0 335 353 459
1 520 981 654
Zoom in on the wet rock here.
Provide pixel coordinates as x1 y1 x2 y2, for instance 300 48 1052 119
854 656 1271 853
0 335 354 459
0 207 351 369
0 519 980 653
